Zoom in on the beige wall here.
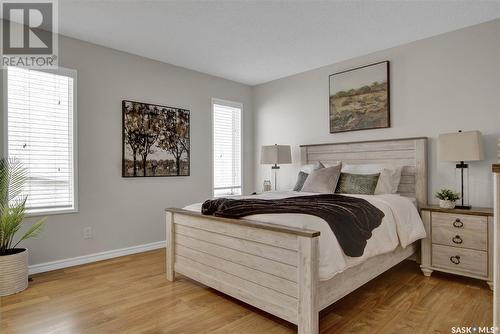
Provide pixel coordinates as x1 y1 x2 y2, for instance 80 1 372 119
253 19 500 207
5 35 253 265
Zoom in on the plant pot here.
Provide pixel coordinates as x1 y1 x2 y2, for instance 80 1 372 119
0 248 28 296
439 200 456 209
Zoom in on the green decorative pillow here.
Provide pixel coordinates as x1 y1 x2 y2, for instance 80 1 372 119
335 173 380 195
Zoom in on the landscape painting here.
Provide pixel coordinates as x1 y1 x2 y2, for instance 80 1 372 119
122 100 190 177
329 61 390 133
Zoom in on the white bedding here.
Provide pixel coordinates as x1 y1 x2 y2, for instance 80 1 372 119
183 191 426 281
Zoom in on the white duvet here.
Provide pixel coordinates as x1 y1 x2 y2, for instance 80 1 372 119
183 191 426 281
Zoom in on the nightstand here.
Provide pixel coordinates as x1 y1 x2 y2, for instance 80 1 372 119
420 205 493 289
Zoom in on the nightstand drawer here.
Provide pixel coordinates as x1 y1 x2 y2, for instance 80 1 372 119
432 226 487 251
432 244 487 277
432 212 487 232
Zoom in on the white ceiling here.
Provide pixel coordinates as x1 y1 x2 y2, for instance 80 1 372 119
59 1 500 86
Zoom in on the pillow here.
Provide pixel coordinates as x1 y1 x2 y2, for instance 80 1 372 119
293 171 309 191
335 173 380 195
301 165 342 193
300 161 325 174
341 164 403 194
293 161 325 191
321 161 342 168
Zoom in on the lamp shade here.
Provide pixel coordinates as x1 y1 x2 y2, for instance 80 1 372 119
260 145 292 165
438 130 484 162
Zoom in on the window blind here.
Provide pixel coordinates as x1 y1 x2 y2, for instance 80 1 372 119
7 66 76 213
213 101 241 197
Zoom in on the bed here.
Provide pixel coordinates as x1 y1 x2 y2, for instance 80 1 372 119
165 137 428 334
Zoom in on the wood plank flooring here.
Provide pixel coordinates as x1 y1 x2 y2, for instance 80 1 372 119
0 249 492 333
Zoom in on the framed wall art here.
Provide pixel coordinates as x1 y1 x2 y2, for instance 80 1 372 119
122 100 190 177
329 61 390 133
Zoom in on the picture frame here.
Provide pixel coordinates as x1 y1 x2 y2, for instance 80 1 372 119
329 61 390 133
122 100 190 177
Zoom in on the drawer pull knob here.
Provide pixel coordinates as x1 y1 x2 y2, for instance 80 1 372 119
453 219 463 228
450 255 461 265
452 235 463 244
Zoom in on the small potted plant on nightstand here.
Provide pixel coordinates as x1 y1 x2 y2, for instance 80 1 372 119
0 158 46 296
435 188 460 209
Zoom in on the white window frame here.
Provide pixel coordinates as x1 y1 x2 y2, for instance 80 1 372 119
2 66 79 216
211 98 243 197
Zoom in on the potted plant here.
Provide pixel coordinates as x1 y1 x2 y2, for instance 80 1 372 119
435 188 460 209
0 158 46 296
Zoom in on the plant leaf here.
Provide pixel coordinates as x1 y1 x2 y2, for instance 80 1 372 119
0 201 26 249
7 158 27 203
12 218 47 249
0 158 46 255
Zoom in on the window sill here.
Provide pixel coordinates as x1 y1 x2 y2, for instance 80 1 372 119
26 207 78 217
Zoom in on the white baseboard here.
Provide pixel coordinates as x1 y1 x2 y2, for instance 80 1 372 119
28 241 166 275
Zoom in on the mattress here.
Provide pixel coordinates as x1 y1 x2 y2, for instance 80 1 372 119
184 191 426 280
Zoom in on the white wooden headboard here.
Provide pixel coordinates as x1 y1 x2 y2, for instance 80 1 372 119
300 137 428 207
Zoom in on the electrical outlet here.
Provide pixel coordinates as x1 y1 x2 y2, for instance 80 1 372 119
83 227 93 239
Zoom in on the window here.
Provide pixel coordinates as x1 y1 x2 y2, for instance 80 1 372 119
5 66 77 214
212 99 242 197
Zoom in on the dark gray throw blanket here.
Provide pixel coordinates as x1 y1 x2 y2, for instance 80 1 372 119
201 194 384 257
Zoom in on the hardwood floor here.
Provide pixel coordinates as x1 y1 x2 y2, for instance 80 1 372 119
0 249 492 333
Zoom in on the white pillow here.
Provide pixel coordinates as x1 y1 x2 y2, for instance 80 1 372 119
301 165 342 194
300 161 325 174
341 164 403 194
321 161 342 168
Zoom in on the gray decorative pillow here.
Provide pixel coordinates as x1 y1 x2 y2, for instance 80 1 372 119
301 165 342 193
335 173 381 195
293 171 309 191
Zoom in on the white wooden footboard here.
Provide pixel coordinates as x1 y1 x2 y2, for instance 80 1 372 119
166 208 321 334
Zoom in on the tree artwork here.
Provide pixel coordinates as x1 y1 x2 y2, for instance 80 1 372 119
122 100 190 177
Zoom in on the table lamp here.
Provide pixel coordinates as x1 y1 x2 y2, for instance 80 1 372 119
260 144 292 191
438 130 484 209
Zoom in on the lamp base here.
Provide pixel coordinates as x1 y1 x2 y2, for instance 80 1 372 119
455 160 470 211
271 165 280 191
